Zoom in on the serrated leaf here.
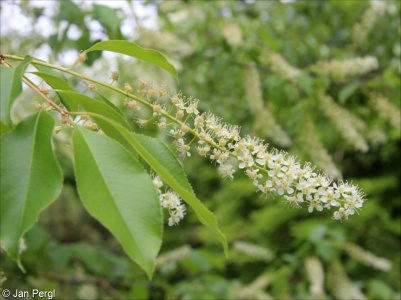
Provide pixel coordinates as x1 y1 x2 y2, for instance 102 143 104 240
31 71 78 111
0 55 34 126
72 127 162 279
55 90 129 129
85 114 227 255
86 40 178 81
0 111 62 268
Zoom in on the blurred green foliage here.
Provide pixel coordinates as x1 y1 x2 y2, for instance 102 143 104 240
1 0 400 299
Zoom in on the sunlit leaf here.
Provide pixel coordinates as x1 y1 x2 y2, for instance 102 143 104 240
86 40 178 81
72 127 162 279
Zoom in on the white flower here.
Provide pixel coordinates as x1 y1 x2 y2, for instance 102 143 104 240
333 207 348 221
218 163 235 180
284 194 303 208
256 151 274 167
245 168 262 185
276 177 294 195
258 180 276 196
308 195 323 213
319 186 340 207
237 150 254 169
176 138 191 157
152 175 163 190
267 160 287 178
196 142 211 157
186 98 199 115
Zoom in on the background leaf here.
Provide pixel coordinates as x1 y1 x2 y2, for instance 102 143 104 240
72 127 162 279
93 4 121 38
0 55 34 126
0 110 62 268
86 40 178 81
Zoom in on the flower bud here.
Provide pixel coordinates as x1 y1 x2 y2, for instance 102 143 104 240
33 102 42 111
54 126 62 134
176 110 185 119
78 51 87 62
139 80 148 90
111 71 119 83
124 83 133 93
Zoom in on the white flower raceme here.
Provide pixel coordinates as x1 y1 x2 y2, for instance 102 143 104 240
244 64 292 147
318 93 369 153
310 56 379 79
353 1 387 46
134 83 366 222
262 51 302 82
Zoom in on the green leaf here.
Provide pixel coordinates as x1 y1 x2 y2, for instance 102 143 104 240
296 74 314 96
86 40 178 81
55 90 129 129
338 83 360 104
0 121 11 137
0 55 34 126
31 71 78 111
93 4 121 36
72 127 162 279
131 132 227 255
32 59 69 82
0 111 62 268
87 114 227 255
57 0 83 24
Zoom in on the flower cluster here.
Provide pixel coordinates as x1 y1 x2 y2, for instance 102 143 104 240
305 257 326 298
318 93 369 153
369 92 401 130
352 1 387 46
244 64 292 147
343 243 392 272
262 50 302 83
233 240 275 262
296 118 342 179
152 174 186 226
309 56 379 80
127 82 366 222
156 245 192 268
328 261 367 300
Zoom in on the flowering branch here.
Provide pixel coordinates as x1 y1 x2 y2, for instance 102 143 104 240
2 53 366 222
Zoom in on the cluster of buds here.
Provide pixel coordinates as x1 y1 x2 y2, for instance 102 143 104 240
125 81 366 222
